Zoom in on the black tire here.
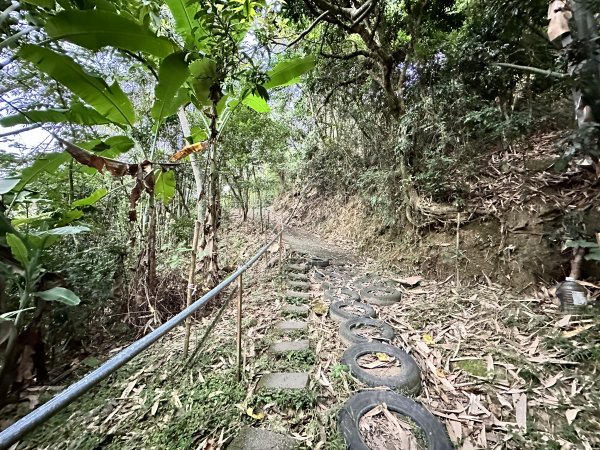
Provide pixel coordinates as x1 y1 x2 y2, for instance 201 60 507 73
349 276 373 290
308 256 330 267
341 342 421 395
338 390 453 450
329 301 376 322
339 318 394 346
324 288 360 303
359 285 402 306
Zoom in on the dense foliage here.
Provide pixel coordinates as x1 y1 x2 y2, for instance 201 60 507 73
0 0 598 414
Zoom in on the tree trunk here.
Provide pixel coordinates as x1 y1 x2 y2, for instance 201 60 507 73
201 99 221 289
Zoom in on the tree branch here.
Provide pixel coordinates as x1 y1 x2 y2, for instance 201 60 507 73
288 9 330 48
0 123 41 138
320 49 372 60
492 62 568 78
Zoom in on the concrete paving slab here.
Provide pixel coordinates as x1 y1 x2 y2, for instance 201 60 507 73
282 305 309 316
227 427 299 450
257 372 309 390
288 272 309 281
286 290 311 300
287 281 309 291
276 320 307 332
269 339 310 354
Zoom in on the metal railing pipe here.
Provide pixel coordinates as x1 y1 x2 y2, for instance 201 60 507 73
0 231 282 449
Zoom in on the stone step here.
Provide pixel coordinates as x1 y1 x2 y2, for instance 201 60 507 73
286 290 311 300
269 339 310 354
227 427 299 450
275 320 307 333
285 264 308 273
257 372 309 391
282 305 309 317
287 280 309 291
288 272 309 282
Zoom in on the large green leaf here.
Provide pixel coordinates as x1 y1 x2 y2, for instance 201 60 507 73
154 169 176 204
78 135 135 157
45 10 175 57
189 58 217 105
0 178 20 194
6 234 28 266
15 152 70 191
263 56 316 89
242 94 270 113
164 0 201 48
19 45 135 126
0 104 112 127
36 287 81 306
23 0 54 7
72 188 108 208
151 52 190 122
33 226 90 236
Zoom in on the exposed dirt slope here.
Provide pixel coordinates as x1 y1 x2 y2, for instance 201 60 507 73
275 131 600 290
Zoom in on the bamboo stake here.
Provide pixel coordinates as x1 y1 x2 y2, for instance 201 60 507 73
279 220 283 274
455 212 460 287
183 220 202 357
236 274 243 382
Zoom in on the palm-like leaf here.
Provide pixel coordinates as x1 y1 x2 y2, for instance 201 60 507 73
19 45 135 126
45 10 175 57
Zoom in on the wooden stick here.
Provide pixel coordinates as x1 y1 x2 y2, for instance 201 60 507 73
183 220 202 357
186 286 238 364
236 274 243 382
456 212 461 287
279 220 283 273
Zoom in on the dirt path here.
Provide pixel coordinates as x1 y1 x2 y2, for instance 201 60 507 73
284 226 600 450
284 227 361 264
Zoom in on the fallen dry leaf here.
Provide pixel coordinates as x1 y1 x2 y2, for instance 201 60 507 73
565 408 580 425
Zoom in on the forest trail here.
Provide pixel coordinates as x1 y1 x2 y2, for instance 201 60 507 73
278 226 599 449
283 227 358 263
2 222 598 449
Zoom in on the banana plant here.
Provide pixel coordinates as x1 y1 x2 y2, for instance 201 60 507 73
1 1 315 355
0 206 88 403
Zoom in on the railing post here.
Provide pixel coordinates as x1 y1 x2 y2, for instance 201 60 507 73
278 220 283 274
236 274 243 382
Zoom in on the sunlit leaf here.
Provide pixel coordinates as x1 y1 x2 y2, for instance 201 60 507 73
72 188 108 208
154 170 176 204
242 94 270 113
33 226 90 236
0 104 112 127
19 45 135 126
6 233 28 266
151 52 190 123
36 287 81 305
0 178 20 194
263 56 316 89
164 0 203 48
78 136 135 158
45 10 175 57
14 152 70 192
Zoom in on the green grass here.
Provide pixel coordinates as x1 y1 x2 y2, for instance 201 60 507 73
250 388 317 411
